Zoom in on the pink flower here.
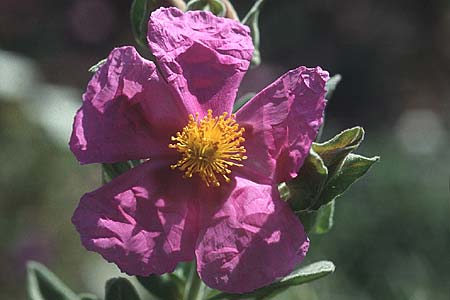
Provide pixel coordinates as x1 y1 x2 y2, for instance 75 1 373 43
70 7 328 293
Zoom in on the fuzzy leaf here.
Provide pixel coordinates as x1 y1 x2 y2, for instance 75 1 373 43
186 0 207 10
105 278 140 300
296 209 316 234
277 260 335 286
233 92 255 113
284 149 328 212
313 200 335 234
208 0 227 16
102 160 141 183
221 0 239 20
131 0 159 48
166 0 187 10
313 127 365 169
316 74 342 141
27 261 78 300
318 154 379 206
325 74 342 100
207 261 335 300
297 200 335 234
242 0 265 67
88 59 106 73
78 294 99 300
186 0 226 16
136 274 182 300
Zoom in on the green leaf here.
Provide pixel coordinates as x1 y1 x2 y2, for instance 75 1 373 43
136 275 181 300
172 261 192 281
78 294 99 300
277 260 335 286
284 149 328 212
325 74 342 100
186 0 207 10
186 0 226 16
131 0 159 48
318 154 379 206
27 261 78 300
105 278 140 300
102 160 141 183
182 262 207 300
207 261 335 300
242 0 265 67
295 128 378 234
208 0 227 17
166 0 187 11
221 0 239 20
232 92 255 113
313 126 365 169
313 200 335 234
298 200 334 234
88 59 107 73
296 209 317 234
297 200 335 234
316 74 342 141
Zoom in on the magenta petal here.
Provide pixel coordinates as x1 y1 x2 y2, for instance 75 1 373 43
72 161 199 275
69 46 184 164
236 66 329 184
196 177 309 293
147 7 254 116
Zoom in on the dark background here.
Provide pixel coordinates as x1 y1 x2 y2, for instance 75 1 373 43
1 1 449 299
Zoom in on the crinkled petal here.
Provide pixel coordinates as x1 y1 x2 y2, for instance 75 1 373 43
70 46 186 164
72 161 200 275
147 7 253 116
236 66 329 184
196 176 309 293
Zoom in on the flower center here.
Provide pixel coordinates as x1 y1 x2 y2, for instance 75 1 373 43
169 109 247 187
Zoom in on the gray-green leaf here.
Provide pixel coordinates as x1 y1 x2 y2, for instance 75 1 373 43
325 74 342 100
187 0 226 16
233 92 255 113
318 154 379 206
207 261 335 300
242 0 265 67
131 0 158 48
105 278 140 300
208 0 227 17
284 149 328 212
298 200 334 234
88 59 107 73
313 126 365 169
136 274 182 300
78 294 99 300
316 74 342 141
277 260 336 287
186 0 207 10
27 261 78 300
313 200 335 234
102 160 141 183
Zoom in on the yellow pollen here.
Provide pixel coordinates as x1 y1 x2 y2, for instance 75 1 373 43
169 109 247 187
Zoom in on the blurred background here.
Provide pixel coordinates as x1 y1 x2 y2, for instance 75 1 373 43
0 0 449 299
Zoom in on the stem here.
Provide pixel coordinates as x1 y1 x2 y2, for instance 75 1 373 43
183 263 206 300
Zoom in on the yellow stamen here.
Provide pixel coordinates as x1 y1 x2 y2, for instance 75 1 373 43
169 109 247 187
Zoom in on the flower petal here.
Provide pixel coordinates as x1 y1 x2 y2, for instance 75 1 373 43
72 161 200 275
70 46 186 164
196 177 309 293
147 7 253 116
236 66 329 184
